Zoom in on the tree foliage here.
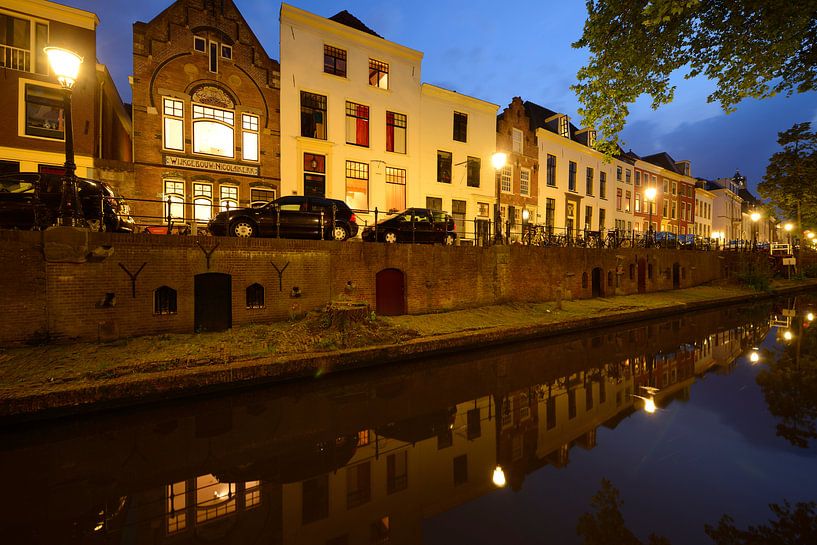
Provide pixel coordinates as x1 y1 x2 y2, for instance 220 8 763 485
573 0 817 155
705 502 817 545
577 479 670 545
757 122 817 228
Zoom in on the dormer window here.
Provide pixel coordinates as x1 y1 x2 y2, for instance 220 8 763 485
588 130 596 148
558 115 570 138
194 36 206 52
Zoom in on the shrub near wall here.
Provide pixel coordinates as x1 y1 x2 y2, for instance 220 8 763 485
0 231 726 345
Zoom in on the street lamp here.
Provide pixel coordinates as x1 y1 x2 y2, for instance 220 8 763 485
644 186 657 240
45 46 83 227
491 152 507 244
750 211 761 249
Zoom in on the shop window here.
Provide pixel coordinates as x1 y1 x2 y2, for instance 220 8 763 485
220 185 238 212
300 91 327 139
192 182 212 222
154 286 177 315
345 160 368 210
386 111 406 153
345 101 369 147
368 58 388 89
324 45 346 77
385 167 406 212
163 97 184 151
24 84 64 139
193 104 234 158
246 283 264 309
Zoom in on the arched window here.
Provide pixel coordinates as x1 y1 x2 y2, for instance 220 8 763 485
154 286 177 315
220 185 239 212
246 283 264 309
193 104 234 158
163 179 185 222
193 182 213 223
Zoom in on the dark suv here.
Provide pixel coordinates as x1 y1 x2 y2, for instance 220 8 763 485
208 195 359 240
0 172 135 232
361 207 456 244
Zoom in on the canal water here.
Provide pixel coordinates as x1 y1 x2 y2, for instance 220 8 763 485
2 295 816 544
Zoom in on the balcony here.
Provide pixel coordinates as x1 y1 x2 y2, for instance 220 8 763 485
1 44 31 72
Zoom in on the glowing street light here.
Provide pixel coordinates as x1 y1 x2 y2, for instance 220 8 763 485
783 330 793 341
808 312 814 322
750 211 761 248
749 350 760 363
492 152 507 244
644 186 657 237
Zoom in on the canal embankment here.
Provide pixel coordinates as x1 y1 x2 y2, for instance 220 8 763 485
1 279 816 423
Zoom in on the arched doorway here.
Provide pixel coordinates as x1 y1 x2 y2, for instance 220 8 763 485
376 268 406 316
672 262 681 289
592 267 603 297
195 273 232 332
637 258 647 294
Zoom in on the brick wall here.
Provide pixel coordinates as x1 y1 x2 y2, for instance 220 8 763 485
0 231 729 346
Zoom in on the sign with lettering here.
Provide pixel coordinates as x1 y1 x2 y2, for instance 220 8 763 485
164 155 259 176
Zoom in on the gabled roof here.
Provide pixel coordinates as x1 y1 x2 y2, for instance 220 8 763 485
641 152 684 175
522 100 583 141
329 10 382 38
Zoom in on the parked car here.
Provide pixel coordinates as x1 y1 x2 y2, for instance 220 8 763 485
361 207 456 245
0 172 135 232
207 195 358 240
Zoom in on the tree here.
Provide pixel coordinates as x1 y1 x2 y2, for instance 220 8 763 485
757 122 817 229
705 501 817 545
572 1 817 155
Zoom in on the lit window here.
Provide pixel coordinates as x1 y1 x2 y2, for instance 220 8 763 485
558 115 570 138
345 160 368 210
369 59 388 89
163 180 185 221
324 45 346 77
163 97 184 151
24 84 64 139
166 482 187 534
193 182 212 222
220 185 238 211
512 128 523 153
242 113 259 161
250 187 276 207
520 168 530 196
300 91 326 140
345 101 369 147
386 111 406 153
501 165 512 193
193 104 234 157
304 153 326 197
453 112 467 142
385 166 406 212
196 474 236 523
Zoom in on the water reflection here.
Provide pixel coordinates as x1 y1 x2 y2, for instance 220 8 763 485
0 297 814 544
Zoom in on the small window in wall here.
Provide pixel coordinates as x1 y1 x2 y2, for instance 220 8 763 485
467 157 481 188
478 202 490 217
163 98 184 151
163 180 185 221
546 154 557 186
251 187 276 207
520 168 530 196
426 196 442 211
221 44 232 59
154 286 177 315
345 101 369 147
600 171 607 199
568 162 577 192
512 128 523 153
437 151 452 184
453 112 468 142
386 111 406 153
304 153 326 197
385 167 406 212
209 41 218 72
345 160 369 210
194 36 206 52
193 182 212 223
246 283 264 309
24 84 64 139
300 91 327 140
324 45 347 77
242 114 259 161
368 59 389 89
220 185 238 212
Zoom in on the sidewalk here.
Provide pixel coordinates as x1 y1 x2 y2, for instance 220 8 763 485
2 279 816 422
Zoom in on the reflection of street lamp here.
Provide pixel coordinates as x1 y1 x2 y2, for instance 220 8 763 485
492 465 507 487
784 222 794 249
492 153 507 243
749 350 760 363
45 46 83 227
783 330 793 341
644 186 657 237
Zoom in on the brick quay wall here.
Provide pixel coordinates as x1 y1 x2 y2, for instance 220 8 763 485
0 230 732 345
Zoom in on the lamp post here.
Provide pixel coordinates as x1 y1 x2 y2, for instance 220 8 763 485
491 152 507 244
644 186 657 243
45 46 83 227
750 211 761 250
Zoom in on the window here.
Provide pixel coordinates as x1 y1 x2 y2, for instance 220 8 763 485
672 181 677 195
478 202 490 217
221 44 232 59
616 188 622 211
347 462 371 508
25 84 64 139
585 206 592 231
251 187 276 206
663 200 668 217
304 153 325 197
586 167 594 196
1 14 48 73
671 201 677 219
453 455 468 486
599 208 606 231
512 128 523 153
426 197 442 211
209 41 218 72
625 191 631 212
452 199 466 235
500 165 512 193
163 98 184 150
558 115 569 138
242 114 259 161
220 185 238 211
385 167 406 211
193 104 234 157
600 171 607 199
324 45 347 76
663 179 669 192
437 151 452 184
545 198 556 230
635 193 641 212
568 161 577 192
453 112 468 142
193 183 212 222
546 154 556 186
652 174 657 185
164 180 185 221
568 389 577 419
616 166 622 181
154 286 177 315
300 91 327 139
587 130 596 148
387 452 408 494
345 161 369 210
520 168 530 196
635 171 641 186
467 156 480 188
246 283 264 309
626 170 631 184
345 101 369 147
369 58 388 88
166 482 187 534
386 111 406 153
194 36 206 52
302 475 329 524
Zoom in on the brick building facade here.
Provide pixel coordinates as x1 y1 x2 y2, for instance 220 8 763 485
496 97 538 237
130 0 280 228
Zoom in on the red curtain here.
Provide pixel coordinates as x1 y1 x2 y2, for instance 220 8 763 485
386 112 394 151
357 105 369 147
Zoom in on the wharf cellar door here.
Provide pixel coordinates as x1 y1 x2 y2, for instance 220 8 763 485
638 258 647 294
195 273 232 332
591 267 603 298
672 262 681 289
376 268 406 316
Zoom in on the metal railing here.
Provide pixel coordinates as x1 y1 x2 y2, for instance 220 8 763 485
0 44 31 72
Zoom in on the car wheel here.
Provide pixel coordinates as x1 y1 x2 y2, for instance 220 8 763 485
230 219 256 237
444 234 455 246
331 224 349 241
383 230 398 244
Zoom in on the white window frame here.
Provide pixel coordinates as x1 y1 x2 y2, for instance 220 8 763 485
520 167 530 196
250 186 277 207
512 128 523 153
241 113 259 162
220 185 239 212
163 179 185 222
500 165 513 194
193 36 206 52
193 182 213 223
345 160 369 210
192 103 234 158
163 97 184 151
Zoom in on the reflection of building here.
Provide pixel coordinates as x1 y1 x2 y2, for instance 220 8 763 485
130 0 281 226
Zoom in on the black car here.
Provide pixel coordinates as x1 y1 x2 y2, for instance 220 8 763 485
208 195 359 240
361 207 456 245
0 172 135 232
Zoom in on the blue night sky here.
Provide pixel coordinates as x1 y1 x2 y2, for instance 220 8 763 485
66 0 817 193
